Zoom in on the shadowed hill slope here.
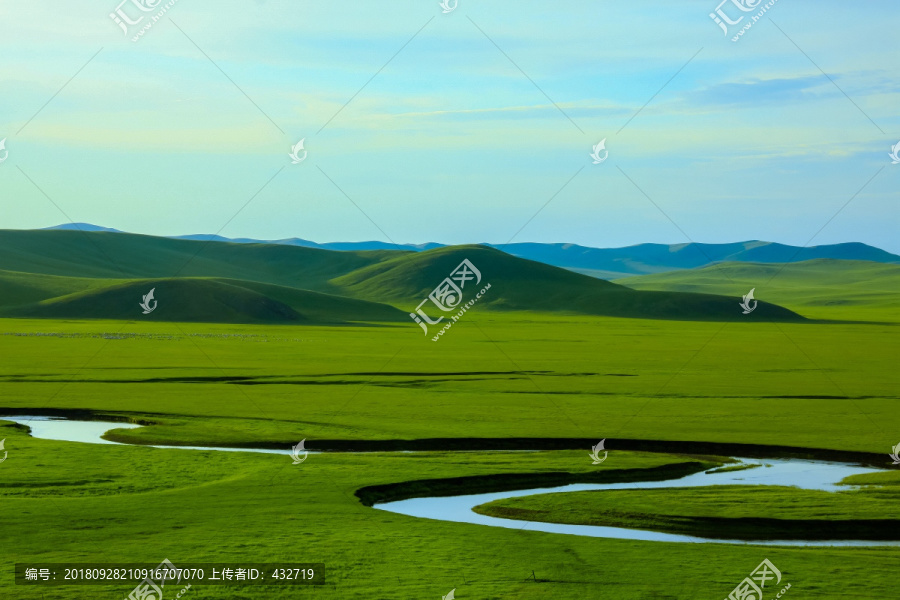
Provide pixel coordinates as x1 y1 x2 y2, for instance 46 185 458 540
0 277 408 324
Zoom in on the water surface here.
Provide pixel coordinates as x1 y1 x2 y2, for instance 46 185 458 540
5 415 895 546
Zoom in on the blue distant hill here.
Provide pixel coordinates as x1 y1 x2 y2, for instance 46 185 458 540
43 222 123 233
489 241 900 278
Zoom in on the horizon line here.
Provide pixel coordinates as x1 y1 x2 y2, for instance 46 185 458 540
5 223 896 255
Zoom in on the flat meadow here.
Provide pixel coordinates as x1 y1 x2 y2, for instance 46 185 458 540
1 307 898 599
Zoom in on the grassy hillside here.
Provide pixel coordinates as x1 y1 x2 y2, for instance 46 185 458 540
334 245 805 321
618 259 900 320
0 230 807 323
0 277 407 324
0 269 113 306
0 228 400 291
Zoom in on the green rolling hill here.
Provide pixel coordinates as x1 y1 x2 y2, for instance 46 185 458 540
0 229 807 323
0 228 401 292
618 259 900 319
333 245 803 321
0 269 112 305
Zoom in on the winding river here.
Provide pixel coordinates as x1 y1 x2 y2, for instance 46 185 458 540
4 415 896 547
375 458 898 547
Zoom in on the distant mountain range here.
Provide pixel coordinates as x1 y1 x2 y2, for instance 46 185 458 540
490 241 900 279
1 227 804 324
46 224 900 279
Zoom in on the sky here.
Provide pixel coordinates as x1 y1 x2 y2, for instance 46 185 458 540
1 0 898 252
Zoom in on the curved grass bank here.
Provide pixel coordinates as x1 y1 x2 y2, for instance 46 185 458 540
356 460 719 506
474 484 900 541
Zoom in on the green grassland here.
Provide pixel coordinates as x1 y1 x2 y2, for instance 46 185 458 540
0 309 898 599
473 482 900 540
1 230 898 598
2 423 899 600
0 313 895 451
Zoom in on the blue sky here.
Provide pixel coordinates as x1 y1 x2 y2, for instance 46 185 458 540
1 0 898 251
